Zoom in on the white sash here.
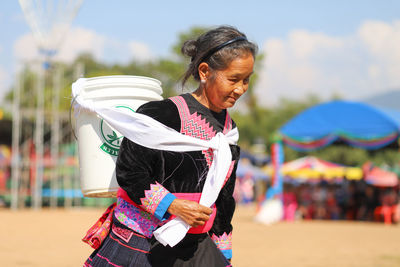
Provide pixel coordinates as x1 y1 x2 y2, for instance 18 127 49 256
72 78 239 247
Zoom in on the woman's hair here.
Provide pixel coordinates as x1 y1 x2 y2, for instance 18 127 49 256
181 25 258 87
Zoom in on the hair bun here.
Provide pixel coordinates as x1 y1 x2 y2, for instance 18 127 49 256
181 40 198 58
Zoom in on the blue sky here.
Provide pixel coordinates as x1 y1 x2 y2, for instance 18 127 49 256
1 0 400 105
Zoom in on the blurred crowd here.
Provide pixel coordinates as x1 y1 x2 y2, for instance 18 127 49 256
285 181 399 223
235 177 400 224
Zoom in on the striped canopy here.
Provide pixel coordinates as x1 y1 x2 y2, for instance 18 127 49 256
280 101 400 151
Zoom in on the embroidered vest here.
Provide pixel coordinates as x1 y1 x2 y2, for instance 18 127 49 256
115 95 235 237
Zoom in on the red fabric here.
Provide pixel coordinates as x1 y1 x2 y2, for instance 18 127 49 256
118 188 216 234
117 188 136 205
82 203 116 249
173 193 217 234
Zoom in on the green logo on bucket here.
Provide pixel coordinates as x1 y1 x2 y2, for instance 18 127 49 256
99 105 135 156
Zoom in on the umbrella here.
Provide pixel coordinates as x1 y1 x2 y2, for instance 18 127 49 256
263 156 363 182
237 159 269 181
363 162 398 187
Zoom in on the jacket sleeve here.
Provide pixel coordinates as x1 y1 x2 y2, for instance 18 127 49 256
208 144 240 260
115 99 180 221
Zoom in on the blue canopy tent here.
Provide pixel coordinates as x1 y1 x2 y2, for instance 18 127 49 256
280 100 400 151
265 101 400 200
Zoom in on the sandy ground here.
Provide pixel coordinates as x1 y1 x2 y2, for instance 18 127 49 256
1 204 400 267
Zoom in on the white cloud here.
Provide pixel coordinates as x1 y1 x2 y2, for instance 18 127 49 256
96 38 154 64
13 26 155 66
56 27 106 62
128 41 154 62
256 20 400 106
357 20 400 91
128 41 154 61
13 33 38 63
14 27 106 64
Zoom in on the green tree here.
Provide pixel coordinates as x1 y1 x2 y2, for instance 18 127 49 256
232 94 320 149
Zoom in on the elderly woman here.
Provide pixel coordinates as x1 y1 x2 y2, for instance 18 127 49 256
84 25 257 267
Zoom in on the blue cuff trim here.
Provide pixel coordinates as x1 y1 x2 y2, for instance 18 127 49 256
154 193 176 221
221 249 232 260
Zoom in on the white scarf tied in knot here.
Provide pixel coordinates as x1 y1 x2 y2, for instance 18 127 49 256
72 78 239 247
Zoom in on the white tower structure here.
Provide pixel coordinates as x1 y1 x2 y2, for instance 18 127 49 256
11 0 83 209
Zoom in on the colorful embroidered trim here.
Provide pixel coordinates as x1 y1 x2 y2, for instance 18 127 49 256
211 232 232 250
170 95 234 168
140 182 170 215
82 203 116 249
170 95 233 137
223 112 233 134
114 197 160 238
170 96 216 140
111 224 134 243
223 160 236 187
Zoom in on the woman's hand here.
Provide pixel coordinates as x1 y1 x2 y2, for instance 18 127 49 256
167 199 212 227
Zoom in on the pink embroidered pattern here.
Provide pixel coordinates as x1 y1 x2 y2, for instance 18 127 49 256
111 224 133 243
223 112 233 134
183 111 216 141
170 95 236 177
140 182 169 214
203 148 214 167
223 160 236 187
170 96 222 167
114 197 160 238
211 232 232 250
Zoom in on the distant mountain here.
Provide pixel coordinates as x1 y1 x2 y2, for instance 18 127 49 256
361 90 400 111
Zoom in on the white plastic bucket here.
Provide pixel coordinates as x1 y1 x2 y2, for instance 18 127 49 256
75 75 163 197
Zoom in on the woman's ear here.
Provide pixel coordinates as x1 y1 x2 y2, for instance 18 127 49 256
198 62 210 82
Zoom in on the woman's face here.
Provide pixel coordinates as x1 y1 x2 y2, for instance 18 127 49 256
202 53 254 112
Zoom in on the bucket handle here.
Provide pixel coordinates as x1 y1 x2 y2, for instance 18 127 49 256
69 95 78 140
